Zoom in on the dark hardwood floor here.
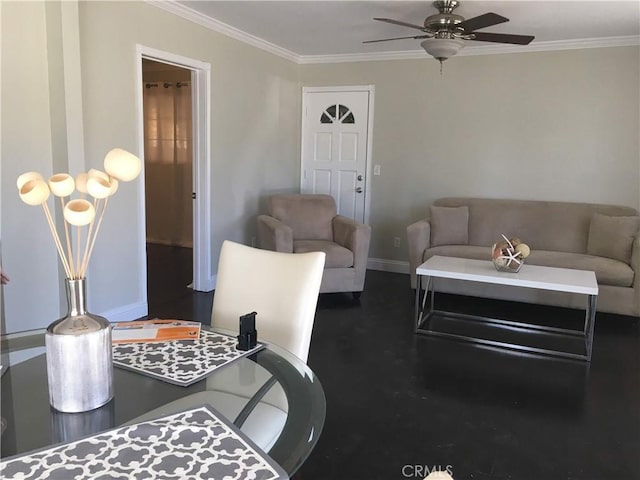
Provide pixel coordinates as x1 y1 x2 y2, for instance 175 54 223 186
146 243 212 322
146 243 640 480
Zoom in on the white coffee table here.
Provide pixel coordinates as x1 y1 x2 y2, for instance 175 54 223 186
415 256 599 361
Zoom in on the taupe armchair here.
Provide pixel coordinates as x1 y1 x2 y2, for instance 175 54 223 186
257 194 371 298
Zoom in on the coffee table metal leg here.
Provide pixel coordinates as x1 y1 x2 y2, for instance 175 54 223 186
415 275 433 332
414 276 421 332
584 294 597 361
428 277 434 313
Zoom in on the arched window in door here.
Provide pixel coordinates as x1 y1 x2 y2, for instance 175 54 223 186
320 104 355 124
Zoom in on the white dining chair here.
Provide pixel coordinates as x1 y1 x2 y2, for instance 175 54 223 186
205 240 325 452
210 239 325 363
125 241 326 456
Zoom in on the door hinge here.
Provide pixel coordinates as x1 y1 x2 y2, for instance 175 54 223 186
192 192 196 199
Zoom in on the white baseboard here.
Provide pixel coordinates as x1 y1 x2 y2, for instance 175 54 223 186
97 275 215 323
367 258 410 274
99 301 148 322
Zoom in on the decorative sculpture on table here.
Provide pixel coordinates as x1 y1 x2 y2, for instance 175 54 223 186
17 148 141 412
491 234 531 273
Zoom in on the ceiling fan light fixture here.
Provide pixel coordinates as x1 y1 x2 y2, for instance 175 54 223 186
368 0 535 73
420 38 465 62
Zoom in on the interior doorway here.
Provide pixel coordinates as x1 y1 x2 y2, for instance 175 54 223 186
135 45 213 316
142 59 194 309
142 59 193 249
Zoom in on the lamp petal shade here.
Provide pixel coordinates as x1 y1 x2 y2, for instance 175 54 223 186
87 176 113 199
18 146 137 281
17 171 44 190
48 173 75 197
109 178 119 196
104 148 142 182
75 173 89 194
88 169 109 182
19 179 51 206
64 199 95 226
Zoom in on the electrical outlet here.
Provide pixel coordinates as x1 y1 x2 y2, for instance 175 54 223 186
393 237 401 248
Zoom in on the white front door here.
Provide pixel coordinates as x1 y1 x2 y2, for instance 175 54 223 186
301 87 373 224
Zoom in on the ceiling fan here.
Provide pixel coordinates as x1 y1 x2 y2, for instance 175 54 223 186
365 0 534 68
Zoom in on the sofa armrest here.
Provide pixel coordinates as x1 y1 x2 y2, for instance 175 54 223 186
631 231 640 313
257 215 293 252
333 215 371 287
407 219 431 288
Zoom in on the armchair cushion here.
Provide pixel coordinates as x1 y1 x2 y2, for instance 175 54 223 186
269 194 335 241
294 240 354 268
587 213 640 264
430 205 469 247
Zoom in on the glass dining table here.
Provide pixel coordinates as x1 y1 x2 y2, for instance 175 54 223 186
0 325 325 477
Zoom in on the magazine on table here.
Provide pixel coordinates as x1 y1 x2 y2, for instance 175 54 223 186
111 319 201 344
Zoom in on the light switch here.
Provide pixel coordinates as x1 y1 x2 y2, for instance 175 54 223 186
373 165 381 176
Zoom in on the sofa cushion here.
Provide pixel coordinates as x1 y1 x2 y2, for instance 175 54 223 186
430 206 469 247
587 213 640 264
528 250 635 287
294 240 353 268
423 247 635 288
423 245 489 263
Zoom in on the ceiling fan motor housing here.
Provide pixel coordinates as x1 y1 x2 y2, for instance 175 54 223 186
433 0 459 14
425 0 466 37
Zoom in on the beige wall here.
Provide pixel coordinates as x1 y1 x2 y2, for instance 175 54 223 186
1 1 301 331
1 0 638 331
300 47 640 261
1 1 64 332
77 1 300 315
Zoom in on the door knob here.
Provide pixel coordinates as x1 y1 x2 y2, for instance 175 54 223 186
356 187 363 193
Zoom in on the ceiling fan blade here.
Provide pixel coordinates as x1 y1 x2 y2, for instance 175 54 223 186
459 12 508 32
363 35 430 44
373 17 425 31
470 32 535 45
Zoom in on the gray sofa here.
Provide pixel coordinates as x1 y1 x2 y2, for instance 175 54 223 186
407 198 640 317
257 194 371 297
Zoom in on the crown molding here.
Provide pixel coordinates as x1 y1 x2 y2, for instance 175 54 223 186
460 35 640 57
147 2 639 66
146 0 299 63
299 35 640 64
298 50 427 65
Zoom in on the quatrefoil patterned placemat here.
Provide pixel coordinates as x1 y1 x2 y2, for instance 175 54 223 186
112 329 265 386
0 405 287 480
